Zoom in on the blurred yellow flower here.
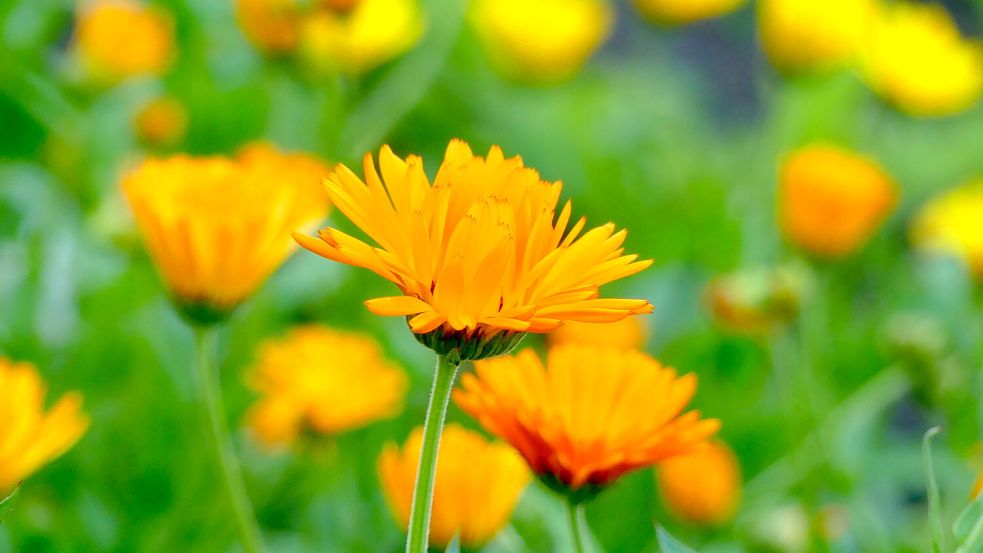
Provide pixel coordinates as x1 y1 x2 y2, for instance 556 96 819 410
656 440 741 525
295 140 652 360
455 345 719 500
547 316 647 350
123 143 330 322
134 96 188 147
635 0 746 26
0 358 89 495
235 0 303 53
911 179 983 278
778 144 896 258
74 0 174 82
300 0 423 74
470 0 612 84
758 0 877 71
861 3 983 117
378 424 530 548
246 325 407 447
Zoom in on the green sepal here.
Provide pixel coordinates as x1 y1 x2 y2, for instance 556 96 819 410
539 472 606 506
411 322 526 361
0 486 19 523
174 297 236 327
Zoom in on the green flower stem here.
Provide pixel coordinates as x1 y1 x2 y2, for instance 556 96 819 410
566 499 587 553
193 327 264 553
405 353 461 553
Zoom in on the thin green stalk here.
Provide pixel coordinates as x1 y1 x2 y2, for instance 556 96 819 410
566 499 587 553
405 353 460 553
193 327 264 553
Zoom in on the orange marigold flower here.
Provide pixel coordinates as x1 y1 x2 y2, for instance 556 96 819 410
0 358 89 495
656 440 741 525
245 325 407 447
378 424 530 548
547 316 647 350
635 0 746 26
704 264 808 335
123 143 330 322
778 144 897 258
74 0 174 82
134 96 188 147
455 344 719 501
235 0 304 53
295 140 652 360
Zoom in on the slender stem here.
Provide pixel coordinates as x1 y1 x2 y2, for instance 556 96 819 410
405 353 460 553
193 327 264 553
566 499 587 553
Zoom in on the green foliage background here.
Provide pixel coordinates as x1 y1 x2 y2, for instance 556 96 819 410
1 0 983 551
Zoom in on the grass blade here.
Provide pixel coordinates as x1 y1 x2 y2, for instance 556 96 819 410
655 525 697 553
923 426 947 553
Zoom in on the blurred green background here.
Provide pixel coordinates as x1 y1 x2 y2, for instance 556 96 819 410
2 0 983 551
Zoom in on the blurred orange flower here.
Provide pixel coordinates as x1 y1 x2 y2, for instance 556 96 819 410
123 143 330 322
911 179 983 278
547 316 647 350
246 325 407 447
455 344 718 500
758 0 877 72
134 96 187 147
295 140 652 360
861 3 983 117
235 0 303 53
656 440 741 525
378 424 530 548
635 0 745 26
0 358 89 495
74 0 174 82
470 0 612 84
778 144 896 258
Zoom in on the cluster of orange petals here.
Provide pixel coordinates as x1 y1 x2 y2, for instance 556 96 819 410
295 140 653 338
455 344 719 490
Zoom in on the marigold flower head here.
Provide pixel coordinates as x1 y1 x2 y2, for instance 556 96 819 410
861 3 983 117
635 0 746 26
235 0 304 53
656 440 741 525
547 316 647 350
0 358 89 495
295 140 652 360
123 143 330 322
778 144 897 258
758 0 878 71
911 179 983 278
455 344 719 502
74 0 174 82
705 264 808 335
470 0 612 84
246 325 407 447
300 0 423 75
378 424 530 548
134 96 187 148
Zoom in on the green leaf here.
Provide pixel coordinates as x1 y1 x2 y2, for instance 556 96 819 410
655 525 697 553
0 486 19 523
954 493 983 543
923 426 947 553
444 535 461 553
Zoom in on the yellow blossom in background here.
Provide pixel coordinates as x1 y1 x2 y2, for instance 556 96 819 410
378 424 530 548
133 96 188 147
778 144 897 258
656 441 741 525
123 143 330 321
635 0 746 26
74 0 174 82
911 179 983 278
300 0 424 75
547 316 647 350
455 345 719 499
246 325 407 447
295 140 652 360
0 358 89 495
758 0 878 71
861 3 983 117
235 0 303 53
470 0 612 84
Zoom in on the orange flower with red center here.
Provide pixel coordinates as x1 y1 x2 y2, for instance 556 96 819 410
295 140 652 359
455 344 719 500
